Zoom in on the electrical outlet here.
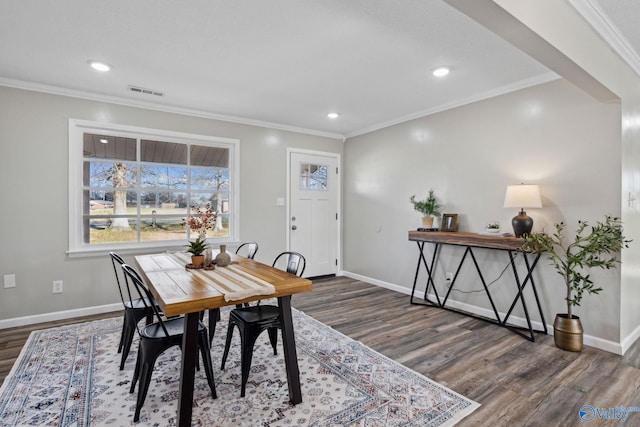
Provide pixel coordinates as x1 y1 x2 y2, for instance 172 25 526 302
4 274 16 288
445 272 454 282
52 280 63 294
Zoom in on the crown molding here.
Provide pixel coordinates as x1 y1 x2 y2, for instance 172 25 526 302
569 0 640 78
0 77 344 141
345 72 559 139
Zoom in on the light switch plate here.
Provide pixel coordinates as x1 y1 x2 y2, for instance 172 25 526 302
4 274 16 288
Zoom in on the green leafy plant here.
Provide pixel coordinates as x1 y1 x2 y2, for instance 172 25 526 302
186 235 208 256
410 190 442 217
521 215 630 317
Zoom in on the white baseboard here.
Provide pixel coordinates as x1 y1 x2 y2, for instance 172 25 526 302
0 303 121 330
1 272 629 356
620 322 640 355
342 270 625 355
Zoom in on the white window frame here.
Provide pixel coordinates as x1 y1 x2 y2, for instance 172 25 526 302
68 119 240 256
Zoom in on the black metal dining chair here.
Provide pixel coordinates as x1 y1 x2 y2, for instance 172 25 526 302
207 241 260 343
235 241 258 259
220 251 305 397
109 252 157 370
121 264 217 422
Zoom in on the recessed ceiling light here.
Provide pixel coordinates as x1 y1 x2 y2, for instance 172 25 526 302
327 112 339 119
88 60 112 72
431 66 450 77
99 138 109 144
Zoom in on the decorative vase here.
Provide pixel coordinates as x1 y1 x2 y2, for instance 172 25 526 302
422 216 434 228
553 314 583 352
215 244 231 267
204 248 213 267
191 255 205 268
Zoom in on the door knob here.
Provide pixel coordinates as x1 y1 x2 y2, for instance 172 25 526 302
291 225 297 230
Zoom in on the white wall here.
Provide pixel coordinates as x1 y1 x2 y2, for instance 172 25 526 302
487 0 640 353
0 86 342 323
343 78 622 342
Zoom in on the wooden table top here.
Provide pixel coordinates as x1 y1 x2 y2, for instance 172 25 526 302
408 230 525 251
135 252 313 317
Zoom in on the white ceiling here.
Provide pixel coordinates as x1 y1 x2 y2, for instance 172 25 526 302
0 0 637 139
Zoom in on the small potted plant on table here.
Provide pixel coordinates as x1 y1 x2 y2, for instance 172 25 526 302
184 204 217 268
521 215 629 352
186 236 208 268
410 189 442 228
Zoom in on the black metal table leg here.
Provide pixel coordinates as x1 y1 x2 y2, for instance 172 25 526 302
278 295 302 405
409 234 546 342
177 311 200 426
502 252 546 341
410 241 441 306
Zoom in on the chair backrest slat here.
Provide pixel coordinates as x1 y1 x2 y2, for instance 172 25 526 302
272 251 306 277
109 252 127 306
236 241 258 260
121 264 171 338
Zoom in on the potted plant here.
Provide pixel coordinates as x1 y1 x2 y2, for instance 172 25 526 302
486 221 501 233
410 190 442 228
186 236 208 267
521 215 629 352
183 204 217 268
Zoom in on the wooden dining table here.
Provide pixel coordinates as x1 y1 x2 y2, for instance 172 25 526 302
135 251 313 426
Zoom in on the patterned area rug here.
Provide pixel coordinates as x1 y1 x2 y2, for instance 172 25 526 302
0 307 479 426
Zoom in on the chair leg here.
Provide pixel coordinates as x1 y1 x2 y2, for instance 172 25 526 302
118 319 126 353
120 314 137 370
208 308 220 345
134 360 153 422
130 347 142 393
198 331 217 399
133 340 177 422
267 326 278 355
239 329 260 398
220 319 236 370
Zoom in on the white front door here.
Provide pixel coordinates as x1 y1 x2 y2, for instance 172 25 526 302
288 150 339 278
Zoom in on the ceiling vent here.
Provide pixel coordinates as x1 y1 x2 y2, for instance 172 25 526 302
128 85 164 97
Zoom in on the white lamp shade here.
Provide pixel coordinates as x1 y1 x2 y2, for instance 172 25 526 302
503 184 542 209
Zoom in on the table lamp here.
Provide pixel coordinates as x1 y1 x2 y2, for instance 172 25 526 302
503 184 542 237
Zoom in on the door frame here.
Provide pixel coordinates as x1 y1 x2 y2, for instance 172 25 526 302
286 148 342 276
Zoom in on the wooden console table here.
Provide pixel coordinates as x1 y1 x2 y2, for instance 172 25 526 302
408 230 547 341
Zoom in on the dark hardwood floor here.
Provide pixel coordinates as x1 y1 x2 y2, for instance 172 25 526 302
2 276 640 426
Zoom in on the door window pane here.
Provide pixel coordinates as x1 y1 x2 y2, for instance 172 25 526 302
300 163 328 190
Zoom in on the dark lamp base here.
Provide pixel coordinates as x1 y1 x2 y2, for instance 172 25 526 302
512 210 533 237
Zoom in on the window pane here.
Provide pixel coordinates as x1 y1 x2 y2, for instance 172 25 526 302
300 163 327 190
83 134 136 161
86 161 137 188
189 192 217 207
212 213 230 238
89 216 137 244
140 192 188 210
140 216 187 241
190 168 228 191
140 139 187 164
189 192 228 211
191 145 229 167
88 191 137 216
140 165 187 188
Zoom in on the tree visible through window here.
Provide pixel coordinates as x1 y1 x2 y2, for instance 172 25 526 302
69 120 239 252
